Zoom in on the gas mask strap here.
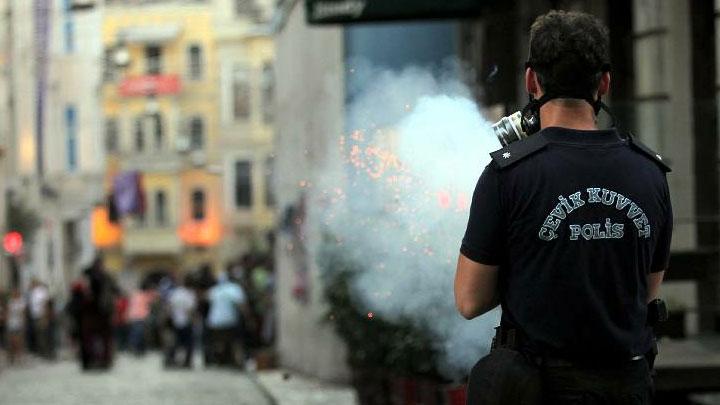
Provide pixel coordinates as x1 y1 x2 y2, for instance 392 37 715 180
588 95 618 128
520 93 555 135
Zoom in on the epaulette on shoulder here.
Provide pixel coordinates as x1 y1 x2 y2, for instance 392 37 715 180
627 133 671 173
490 134 549 169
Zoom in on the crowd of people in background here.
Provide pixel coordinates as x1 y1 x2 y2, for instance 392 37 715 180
0 278 58 366
0 252 275 373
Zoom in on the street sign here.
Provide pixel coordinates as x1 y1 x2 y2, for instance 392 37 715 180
3 232 23 256
305 0 497 24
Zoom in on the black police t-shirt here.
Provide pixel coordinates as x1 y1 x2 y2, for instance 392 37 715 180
461 127 673 362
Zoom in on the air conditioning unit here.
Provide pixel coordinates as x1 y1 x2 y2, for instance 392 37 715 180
190 150 207 167
176 135 191 153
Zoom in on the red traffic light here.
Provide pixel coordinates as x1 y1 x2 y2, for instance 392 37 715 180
3 232 23 255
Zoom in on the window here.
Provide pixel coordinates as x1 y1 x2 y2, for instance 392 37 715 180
145 45 162 75
47 240 55 269
190 117 204 149
261 63 274 123
151 113 163 150
137 211 146 227
235 160 252 208
63 0 74 53
103 48 116 82
64 21 74 53
235 0 258 17
66 106 77 171
632 0 669 151
63 221 79 263
188 45 203 80
155 190 167 226
191 189 206 221
134 117 145 152
265 156 275 206
105 118 119 153
232 66 251 120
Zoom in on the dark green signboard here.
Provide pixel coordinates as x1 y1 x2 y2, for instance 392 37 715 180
305 0 496 24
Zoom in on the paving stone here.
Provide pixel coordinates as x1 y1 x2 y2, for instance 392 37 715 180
0 352 271 405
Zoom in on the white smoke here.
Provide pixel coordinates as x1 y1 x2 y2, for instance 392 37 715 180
316 61 503 379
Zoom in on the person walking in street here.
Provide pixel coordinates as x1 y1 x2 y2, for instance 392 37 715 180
6 287 26 365
67 257 117 370
28 279 50 358
113 291 130 351
206 272 246 368
164 275 197 369
0 290 7 353
127 282 158 356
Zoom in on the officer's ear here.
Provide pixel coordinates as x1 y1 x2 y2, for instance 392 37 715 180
525 67 542 98
598 71 611 98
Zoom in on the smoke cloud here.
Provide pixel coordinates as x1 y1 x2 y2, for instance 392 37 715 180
315 61 502 378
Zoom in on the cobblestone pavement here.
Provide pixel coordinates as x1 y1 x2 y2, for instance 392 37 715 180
257 370 358 405
0 352 272 405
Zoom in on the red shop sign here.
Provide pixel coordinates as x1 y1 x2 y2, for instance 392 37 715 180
119 74 182 97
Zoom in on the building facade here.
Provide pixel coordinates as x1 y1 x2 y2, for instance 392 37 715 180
2 0 104 298
214 0 276 265
100 0 224 276
98 0 276 280
0 0 11 290
274 0 349 381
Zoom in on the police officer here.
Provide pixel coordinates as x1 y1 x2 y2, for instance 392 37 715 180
454 10 672 405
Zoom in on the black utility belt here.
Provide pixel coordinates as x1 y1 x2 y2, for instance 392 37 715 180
533 354 644 368
492 325 645 368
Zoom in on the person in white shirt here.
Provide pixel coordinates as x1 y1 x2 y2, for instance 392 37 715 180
28 279 50 357
7 287 26 364
206 272 246 368
164 276 197 368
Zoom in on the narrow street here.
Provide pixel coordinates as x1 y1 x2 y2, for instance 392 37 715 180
0 353 273 405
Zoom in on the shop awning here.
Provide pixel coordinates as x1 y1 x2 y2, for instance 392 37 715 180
305 0 499 24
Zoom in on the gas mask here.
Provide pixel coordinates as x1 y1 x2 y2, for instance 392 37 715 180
492 63 613 147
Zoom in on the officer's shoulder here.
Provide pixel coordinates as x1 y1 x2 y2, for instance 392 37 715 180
489 134 549 169
626 134 671 173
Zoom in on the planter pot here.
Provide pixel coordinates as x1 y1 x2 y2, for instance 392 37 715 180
390 377 439 405
254 349 276 370
390 377 464 405
443 384 467 405
352 368 392 405
390 377 417 405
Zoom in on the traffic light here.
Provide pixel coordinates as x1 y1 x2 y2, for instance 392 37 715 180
3 231 23 256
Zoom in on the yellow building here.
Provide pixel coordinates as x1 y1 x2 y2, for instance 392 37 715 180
100 2 224 275
215 21 276 264
97 1 276 277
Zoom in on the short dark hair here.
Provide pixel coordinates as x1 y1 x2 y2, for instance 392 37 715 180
528 10 610 98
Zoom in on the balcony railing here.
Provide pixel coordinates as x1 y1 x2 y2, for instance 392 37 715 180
124 226 182 255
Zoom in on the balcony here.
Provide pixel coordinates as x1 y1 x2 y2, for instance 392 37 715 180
122 152 183 173
124 226 182 255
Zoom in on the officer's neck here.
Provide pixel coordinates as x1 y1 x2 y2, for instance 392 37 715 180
539 99 598 131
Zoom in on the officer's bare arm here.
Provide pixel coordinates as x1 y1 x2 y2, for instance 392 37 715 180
454 253 499 320
647 271 665 303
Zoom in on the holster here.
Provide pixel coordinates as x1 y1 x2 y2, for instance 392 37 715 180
491 323 527 351
467 324 542 405
645 299 666 370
